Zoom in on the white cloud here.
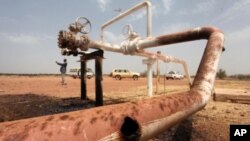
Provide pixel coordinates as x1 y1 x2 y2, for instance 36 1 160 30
221 26 250 74
0 16 18 24
0 33 55 45
97 0 110 12
103 31 124 44
213 0 250 24
227 26 250 46
128 10 146 21
176 0 216 16
161 0 172 14
159 23 191 34
7 34 39 45
127 5 157 22
192 0 216 14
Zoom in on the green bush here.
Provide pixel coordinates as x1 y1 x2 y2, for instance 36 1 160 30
216 69 227 79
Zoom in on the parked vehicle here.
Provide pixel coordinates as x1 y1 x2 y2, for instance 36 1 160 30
70 68 94 79
165 71 184 80
111 69 140 80
86 69 94 79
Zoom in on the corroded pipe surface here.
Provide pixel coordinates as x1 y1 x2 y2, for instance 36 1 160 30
0 93 200 141
0 26 224 141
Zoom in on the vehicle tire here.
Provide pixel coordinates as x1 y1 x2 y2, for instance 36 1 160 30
87 75 92 79
115 75 121 80
166 77 169 80
133 75 138 80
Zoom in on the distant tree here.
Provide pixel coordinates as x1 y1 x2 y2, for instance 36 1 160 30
140 70 147 77
217 69 227 79
230 74 250 80
140 70 156 77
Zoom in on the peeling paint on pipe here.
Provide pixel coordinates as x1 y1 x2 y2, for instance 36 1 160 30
0 26 224 141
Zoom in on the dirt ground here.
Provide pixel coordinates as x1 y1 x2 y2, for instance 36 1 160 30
0 75 250 141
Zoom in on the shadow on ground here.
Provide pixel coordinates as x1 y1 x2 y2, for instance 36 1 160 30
0 93 95 122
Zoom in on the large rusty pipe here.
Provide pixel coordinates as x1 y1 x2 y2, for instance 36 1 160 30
0 27 224 141
136 26 223 49
0 93 200 141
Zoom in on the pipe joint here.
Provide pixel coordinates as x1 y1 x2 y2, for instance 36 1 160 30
120 37 141 55
58 30 90 52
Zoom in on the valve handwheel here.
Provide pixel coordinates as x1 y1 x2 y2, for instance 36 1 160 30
75 17 92 34
122 24 133 36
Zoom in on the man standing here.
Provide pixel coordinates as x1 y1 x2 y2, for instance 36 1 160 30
56 59 67 85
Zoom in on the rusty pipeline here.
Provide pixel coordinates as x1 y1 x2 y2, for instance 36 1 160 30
0 26 224 141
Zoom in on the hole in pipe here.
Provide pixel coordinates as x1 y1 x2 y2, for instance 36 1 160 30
120 116 141 141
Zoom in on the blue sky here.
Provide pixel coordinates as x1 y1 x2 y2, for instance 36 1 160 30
0 0 250 75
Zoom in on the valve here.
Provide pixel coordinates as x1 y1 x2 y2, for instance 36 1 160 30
58 17 92 56
122 24 139 40
120 24 141 55
58 30 90 52
69 17 92 34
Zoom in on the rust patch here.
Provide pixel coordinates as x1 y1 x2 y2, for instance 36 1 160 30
0 130 3 136
110 117 119 127
45 131 53 137
5 122 18 128
109 114 114 121
132 106 139 116
3 126 31 141
60 115 69 120
108 111 113 115
3 133 29 141
131 101 138 105
96 109 102 114
174 99 179 108
40 122 48 131
69 117 75 121
46 116 54 121
159 103 165 111
104 117 108 121
90 117 98 124
73 121 82 135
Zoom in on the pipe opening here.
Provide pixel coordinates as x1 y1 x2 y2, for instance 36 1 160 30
120 116 141 141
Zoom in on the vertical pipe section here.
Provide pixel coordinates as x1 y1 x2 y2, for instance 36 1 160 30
156 51 161 94
80 56 87 100
147 63 153 97
191 31 224 103
95 51 104 106
143 59 155 96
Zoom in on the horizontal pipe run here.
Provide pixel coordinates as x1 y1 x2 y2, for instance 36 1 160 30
89 41 122 53
0 92 201 141
136 26 223 50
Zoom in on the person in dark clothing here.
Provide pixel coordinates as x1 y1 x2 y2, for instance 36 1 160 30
56 59 67 85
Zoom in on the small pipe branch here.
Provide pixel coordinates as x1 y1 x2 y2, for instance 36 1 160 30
100 1 152 41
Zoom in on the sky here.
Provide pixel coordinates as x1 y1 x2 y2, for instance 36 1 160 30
0 0 250 75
